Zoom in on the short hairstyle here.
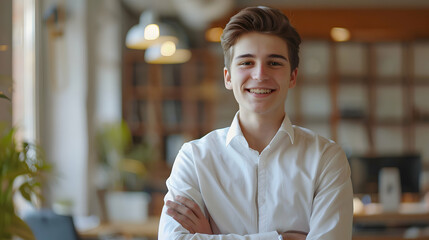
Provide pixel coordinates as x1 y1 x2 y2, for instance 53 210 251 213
220 6 301 72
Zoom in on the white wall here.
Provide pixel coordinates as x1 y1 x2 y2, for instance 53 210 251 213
39 0 122 216
40 0 89 216
86 0 123 215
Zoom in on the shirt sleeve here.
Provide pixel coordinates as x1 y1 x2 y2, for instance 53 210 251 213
306 144 354 240
158 143 280 240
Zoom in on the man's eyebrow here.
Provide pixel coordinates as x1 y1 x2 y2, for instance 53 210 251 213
235 54 254 60
234 53 289 62
268 54 289 61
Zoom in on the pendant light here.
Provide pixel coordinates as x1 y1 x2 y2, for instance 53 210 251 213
126 11 192 64
126 11 178 50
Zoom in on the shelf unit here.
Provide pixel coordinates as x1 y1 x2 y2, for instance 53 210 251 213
290 40 429 159
122 49 217 165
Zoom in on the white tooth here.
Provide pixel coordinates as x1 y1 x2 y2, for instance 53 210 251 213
250 89 272 94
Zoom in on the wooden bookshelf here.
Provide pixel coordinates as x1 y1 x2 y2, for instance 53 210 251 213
294 40 429 158
122 49 217 166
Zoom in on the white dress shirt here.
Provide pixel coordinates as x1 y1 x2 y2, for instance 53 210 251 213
158 112 353 240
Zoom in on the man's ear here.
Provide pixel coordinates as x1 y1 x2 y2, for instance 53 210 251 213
224 67 232 90
289 68 298 88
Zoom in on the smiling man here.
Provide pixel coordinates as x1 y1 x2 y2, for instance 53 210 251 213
158 6 353 240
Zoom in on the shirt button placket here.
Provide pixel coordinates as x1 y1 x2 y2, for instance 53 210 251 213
257 153 267 232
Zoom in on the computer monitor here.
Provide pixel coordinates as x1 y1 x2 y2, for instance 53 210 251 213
349 154 422 194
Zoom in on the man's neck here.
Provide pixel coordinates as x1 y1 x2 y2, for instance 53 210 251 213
238 111 285 154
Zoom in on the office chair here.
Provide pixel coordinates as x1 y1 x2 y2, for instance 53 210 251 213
23 209 80 240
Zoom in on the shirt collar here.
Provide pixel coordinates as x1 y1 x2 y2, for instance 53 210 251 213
226 112 243 147
278 114 295 144
225 111 295 147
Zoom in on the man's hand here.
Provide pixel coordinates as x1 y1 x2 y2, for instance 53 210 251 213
166 195 213 234
281 231 308 240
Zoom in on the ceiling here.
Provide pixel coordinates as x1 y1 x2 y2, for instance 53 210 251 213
122 0 429 41
123 0 429 16
235 0 429 8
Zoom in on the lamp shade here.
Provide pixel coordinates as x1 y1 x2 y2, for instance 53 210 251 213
144 41 191 64
126 11 192 64
144 20 192 64
125 11 178 50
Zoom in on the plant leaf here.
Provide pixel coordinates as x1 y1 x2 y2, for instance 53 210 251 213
0 111 50 240
0 92 11 101
7 214 36 240
19 182 33 202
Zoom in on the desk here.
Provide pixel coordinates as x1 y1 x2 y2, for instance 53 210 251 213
353 205 429 240
79 217 159 239
353 236 429 240
354 212 429 226
79 213 429 240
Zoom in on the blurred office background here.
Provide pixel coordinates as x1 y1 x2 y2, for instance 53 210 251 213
1 0 429 239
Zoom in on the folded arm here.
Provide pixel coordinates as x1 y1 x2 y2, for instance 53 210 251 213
165 195 307 240
166 195 213 235
158 143 286 239
159 190 284 240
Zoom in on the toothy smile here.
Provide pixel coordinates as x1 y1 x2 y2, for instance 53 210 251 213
248 89 273 94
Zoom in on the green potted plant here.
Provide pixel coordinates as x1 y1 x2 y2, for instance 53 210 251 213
0 91 51 239
96 121 155 222
96 121 155 191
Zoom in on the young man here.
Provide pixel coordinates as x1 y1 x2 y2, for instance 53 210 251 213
158 6 353 240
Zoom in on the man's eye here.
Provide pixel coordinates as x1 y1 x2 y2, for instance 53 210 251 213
268 61 282 66
239 61 252 66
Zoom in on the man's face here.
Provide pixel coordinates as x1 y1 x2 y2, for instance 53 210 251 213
224 32 297 118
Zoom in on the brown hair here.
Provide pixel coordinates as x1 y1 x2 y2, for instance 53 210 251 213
220 6 301 72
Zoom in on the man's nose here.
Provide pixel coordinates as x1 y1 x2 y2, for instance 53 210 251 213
251 63 269 81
